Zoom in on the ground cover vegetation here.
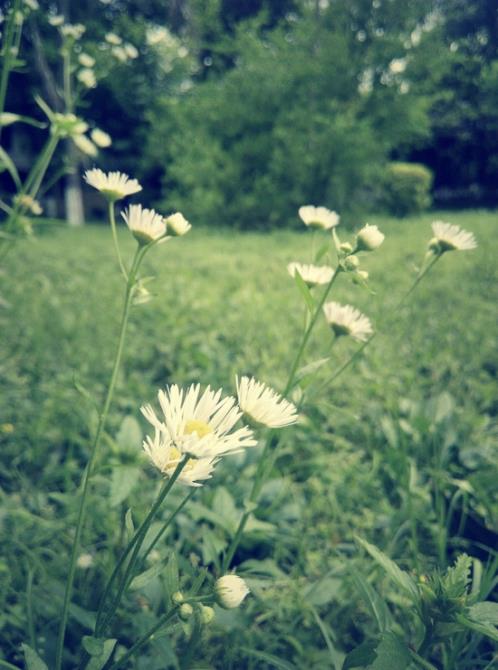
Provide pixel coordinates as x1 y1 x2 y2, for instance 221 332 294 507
0 1 497 668
0 210 497 668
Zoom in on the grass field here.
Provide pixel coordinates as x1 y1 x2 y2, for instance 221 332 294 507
1 210 497 668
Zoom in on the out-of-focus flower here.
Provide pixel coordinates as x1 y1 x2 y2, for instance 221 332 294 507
78 53 95 68
122 204 166 244
111 46 128 62
215 575 250 609
90 128 112 148
355 224 385 251
76 553 94 569
51 113 88 138
323 301 373 342
14 194 43 215
73 134 98 157
287 262 334 287
77 68 96 88
48 14 64 26
105 32 122 45
60 23 85 40
165 212 191 236
299 205 340 230
236 376 298 428
23 0 39 10
84 169 142 201
428 221 477 253
141 384 257 460
124 43 138 59
389 58 407 74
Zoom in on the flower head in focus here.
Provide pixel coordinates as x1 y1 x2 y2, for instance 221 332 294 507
299 205 340 230
141 384 256 460
429 221 477 253
355 224 385 251
323 301 373 342
142 428 217 486
165 212 191 236
287 262 334 287
236 376 298 428
122 204 166 245
215 575 250 609
84 169 142 201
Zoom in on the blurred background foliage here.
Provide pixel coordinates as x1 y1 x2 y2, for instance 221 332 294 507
2 0 498 227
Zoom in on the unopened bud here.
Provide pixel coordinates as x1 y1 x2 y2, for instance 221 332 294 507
215 575 250 609
339 242 353 254
200 605 215 624
343 255 359 271
172 591 184 605
179 603 193 620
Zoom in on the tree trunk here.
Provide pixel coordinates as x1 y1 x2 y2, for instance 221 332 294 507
65 141 85 227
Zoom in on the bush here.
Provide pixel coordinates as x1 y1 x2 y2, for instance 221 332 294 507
383 162 433 216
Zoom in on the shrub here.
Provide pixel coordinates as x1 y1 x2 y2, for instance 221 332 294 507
384 161 433 216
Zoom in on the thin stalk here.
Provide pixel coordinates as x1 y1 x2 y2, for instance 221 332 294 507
26 569 36 650
107 608 178 670
224 270 342 570
284 267 342 396
62 48 73 113
0 0 22 144
0 661 21 670
54 247 142 670
108 201 128 281
409 650 439 670
95 457 189 636
142 489 195 563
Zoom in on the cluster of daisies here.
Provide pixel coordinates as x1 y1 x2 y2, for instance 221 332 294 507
288 204 477 343
84 168 191 242
141 377 298 487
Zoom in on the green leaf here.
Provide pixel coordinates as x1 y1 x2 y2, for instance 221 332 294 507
355 537 419 601
349 569 390 632
116 415 142 451
295 357 330 383
84 638 117 670
163 552 179 597
82 636 104 656
0 146 21 189
369 632 411 670
342 640 377 669
241 648 297 670
124 508 134 540
109 465 141 507
293 270 315 313
21 644 49 670
314 242 330 263
456 614 498 642
303 576 341 606
468 601 498 626
129 560 164 591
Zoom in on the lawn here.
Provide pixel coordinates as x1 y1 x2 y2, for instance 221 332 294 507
0 210 497 668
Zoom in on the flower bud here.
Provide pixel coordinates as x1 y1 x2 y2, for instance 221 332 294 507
172 591 184 605
215 575 250 609
200 605 215 625
179 603 193 621
339 241 353 254
355 224 385 251
343 255 360 271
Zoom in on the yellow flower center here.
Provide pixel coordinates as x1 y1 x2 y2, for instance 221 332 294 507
184 419 212 438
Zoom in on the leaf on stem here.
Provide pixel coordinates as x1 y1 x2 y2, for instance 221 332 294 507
293 271 315 313
355 537 419 601
21 645 48 670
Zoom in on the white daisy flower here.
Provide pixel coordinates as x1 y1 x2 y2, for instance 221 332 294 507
355 224 385 251
60 23 85 40
429 221 477 253
84 169 142 201
298 205 340 230
122 204 167 245
143 428 217 487
165 212 191 236
215 575 250 609
323 301 373 342
236 376 298 428
287 262 334 287
141 384 257 460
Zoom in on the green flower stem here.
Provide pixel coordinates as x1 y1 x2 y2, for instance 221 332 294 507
62 49 73 113
108 201 128 281
54 247 144 670
0 661 21 670
0 0 22 144
108 607 179 670
142 488 196 563
409 650 439 670
95 457 190 636
223 268 342 571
